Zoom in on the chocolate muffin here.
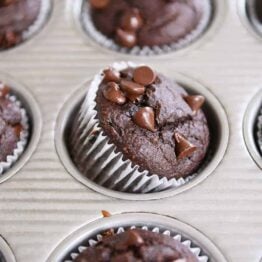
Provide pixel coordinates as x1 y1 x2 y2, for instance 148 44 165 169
89 0 207 48
74 229 198 262
90 66 210 180
0 0 41 49
0 85 24 162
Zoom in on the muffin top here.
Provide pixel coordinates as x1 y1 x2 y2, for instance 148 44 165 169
0 0 41 48
74 229 198 262
95 65 210 179
0 84 23 162
90 0 204 48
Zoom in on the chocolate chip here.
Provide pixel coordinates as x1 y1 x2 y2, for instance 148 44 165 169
126 93 143 103
101 210 111 217
133 66 156 86
120 79 145 95
116 29 137 48
125 230 144 247
13 124 22 138
0 85 10 97
184 95 205 113
133 107 156 132
120 8 143 31
102 82 126 105
103 68 120 83
174 132 197 160
90 0 110 9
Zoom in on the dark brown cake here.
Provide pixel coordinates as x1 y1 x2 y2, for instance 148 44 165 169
86 66 210 180
0 0 41 49
89 0 204 48
0 85 23 162
74 229 198 262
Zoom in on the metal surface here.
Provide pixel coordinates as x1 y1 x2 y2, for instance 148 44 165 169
0 0 261 262
0 236 16 262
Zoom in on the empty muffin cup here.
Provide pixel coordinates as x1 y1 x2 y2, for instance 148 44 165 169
80 0 212 55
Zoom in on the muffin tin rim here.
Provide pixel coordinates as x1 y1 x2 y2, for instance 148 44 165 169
55 70 230 201
70 0 227 57
0 72 42 184
46 212 228 262
0 235 16 262
238 0 262 40
243 88 262 169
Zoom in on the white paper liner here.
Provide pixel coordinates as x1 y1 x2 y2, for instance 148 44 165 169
70 61 212 193
81 0 212 56
0 85 29 175
22 0 52 41
65 225 209 262
256 107 262 154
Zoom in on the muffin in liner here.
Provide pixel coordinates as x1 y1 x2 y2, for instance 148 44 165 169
69 61 212 193
0 84 29 175
0 0 51 50
256 107 262 154
81 0 212 56
66 225 209 262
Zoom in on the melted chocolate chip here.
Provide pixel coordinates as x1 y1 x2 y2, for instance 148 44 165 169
103 68 121 83
120 79 145 95
90 0 110 9
101 210 112 217
133 107 156 132
116 29 137 48
133 66 156 86
184 95 205 113
0 85 10 97
120 8 143 32
123 230 144 247
174 132 197 160
126 93 143 103
102 82 126 105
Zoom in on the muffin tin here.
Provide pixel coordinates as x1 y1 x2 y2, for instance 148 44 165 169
0 0 261 261
0 235 16 262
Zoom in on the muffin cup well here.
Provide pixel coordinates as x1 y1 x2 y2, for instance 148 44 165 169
0 236 16 262
245 0 262 36
256 107 262 154
0 85 29 176
80 0 212 56
69 62 213 194
67 225 209 262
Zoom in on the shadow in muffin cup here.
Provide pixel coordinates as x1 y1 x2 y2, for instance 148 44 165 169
55 68 229 200
238 0 262 40
0 72 42 184
46 212 227 262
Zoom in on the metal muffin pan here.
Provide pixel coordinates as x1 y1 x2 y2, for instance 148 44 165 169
55 72 229 200
0 0 261 261
0 235 16 262
47 213 227 262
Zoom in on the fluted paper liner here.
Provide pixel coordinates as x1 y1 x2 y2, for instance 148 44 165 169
81 0 212 56
257 107 262 154
0 86 29 175
70 61 212 193
65 225 209 262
